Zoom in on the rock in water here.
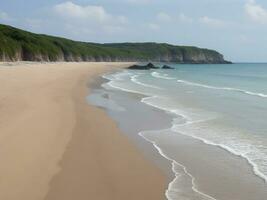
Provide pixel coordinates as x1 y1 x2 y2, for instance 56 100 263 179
128 65 150 70
147 63 159 69
162 65 175 69
128 63 159 70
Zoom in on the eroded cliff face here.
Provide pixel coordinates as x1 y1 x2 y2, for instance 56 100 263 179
139 51 227 64
0 52 19 62
0 49 228 63
182 51 226 64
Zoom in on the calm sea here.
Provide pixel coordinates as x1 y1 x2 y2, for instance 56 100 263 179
92 63 267 199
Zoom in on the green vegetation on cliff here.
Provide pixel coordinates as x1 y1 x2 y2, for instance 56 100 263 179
0 24 230 63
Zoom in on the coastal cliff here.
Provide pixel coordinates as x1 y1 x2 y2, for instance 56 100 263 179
0 24 230 63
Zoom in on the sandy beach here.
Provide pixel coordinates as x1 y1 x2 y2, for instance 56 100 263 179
0 62 166 200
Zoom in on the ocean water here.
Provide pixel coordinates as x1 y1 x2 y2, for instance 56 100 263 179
91 63 267 199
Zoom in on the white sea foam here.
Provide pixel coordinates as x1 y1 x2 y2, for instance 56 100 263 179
102 71 153 96
104 81 152 96
102 70 132 81
177 79 267 98
131 75 162 89
151 71 176 80
102 69 267 199
172 123 267 183
102 72 219 199
141 95 267 183
139 88 267 184
139 130 217 200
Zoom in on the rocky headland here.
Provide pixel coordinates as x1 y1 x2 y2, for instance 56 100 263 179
0 24 231 64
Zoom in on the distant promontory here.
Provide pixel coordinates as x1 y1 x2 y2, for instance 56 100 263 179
0 24 231 64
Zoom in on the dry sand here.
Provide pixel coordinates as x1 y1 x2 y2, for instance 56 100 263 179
0 62 166 200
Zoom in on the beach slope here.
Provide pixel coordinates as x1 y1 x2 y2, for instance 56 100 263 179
0 62 166 200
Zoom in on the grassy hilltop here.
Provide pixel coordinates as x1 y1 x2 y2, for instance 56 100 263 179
0 24 230 63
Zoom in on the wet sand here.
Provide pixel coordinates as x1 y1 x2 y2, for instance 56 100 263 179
89 79 267 200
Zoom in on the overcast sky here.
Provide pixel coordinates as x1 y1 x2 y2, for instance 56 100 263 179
0 0 267 62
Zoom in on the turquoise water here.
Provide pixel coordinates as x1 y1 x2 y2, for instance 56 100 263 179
97 63 267 199
103 63 267 182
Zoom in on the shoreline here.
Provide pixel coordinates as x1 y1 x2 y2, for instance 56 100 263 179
88 75 175 179
0 62 166 200
95 68 267 200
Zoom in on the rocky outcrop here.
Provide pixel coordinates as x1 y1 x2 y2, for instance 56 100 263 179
128 63 160 70
128 63 177 70
162 65 175 69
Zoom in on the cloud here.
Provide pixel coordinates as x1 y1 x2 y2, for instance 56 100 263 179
157 12 171 22
199 16 226 28
245 0 267 24
54 2 105 22
178 13 193 23
148 23 160 30
150 12 195 31
52 1 128 36
53 1 127 24
147 12 171 31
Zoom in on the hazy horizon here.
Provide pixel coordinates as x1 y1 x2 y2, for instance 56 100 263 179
1 0 267 62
